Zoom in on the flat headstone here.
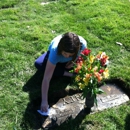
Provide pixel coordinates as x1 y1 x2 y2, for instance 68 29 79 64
91 84 129 112
41 83 129 129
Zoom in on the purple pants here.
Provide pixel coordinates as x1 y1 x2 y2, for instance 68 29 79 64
34 51 71 76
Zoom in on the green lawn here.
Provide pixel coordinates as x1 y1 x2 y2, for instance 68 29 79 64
0 0 130 129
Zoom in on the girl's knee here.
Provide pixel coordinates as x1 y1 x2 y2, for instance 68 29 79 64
34 52 48 71
34 60 40 70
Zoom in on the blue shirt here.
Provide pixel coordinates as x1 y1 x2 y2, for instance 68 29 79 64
48 35 87 65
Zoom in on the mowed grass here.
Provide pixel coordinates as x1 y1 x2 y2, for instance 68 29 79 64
0 0 130 129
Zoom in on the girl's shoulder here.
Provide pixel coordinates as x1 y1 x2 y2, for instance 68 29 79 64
49 35 62 50
78 35 87 47
51 35 62 44
78 35 87 43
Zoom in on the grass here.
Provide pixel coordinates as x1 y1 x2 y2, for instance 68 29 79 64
0 0 130 129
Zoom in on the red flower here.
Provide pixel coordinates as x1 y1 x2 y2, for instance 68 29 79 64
81 48 91 56
99 69 104 74
100 58 107 66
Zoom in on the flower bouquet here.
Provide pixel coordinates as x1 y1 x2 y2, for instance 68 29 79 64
72 48 109 107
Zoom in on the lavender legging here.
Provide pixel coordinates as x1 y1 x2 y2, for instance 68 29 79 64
34 51 72 77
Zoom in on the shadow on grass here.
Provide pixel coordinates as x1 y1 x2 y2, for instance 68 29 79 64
21 70 43 129
21 70 73 129
125 113 130 130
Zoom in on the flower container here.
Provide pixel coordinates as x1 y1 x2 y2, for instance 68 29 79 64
85 91 95 108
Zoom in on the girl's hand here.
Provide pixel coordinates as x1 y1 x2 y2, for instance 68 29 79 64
40 101 49 112
65 61 73 69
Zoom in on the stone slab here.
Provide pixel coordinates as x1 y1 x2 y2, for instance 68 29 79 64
91 83 129 112
41 83 129 129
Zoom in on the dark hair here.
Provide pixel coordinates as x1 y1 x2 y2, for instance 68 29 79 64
58 32 81 61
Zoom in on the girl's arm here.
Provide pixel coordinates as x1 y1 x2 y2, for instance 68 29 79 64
41 60 56 112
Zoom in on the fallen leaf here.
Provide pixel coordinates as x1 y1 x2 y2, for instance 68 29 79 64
107 86 111 91
116 42 123 46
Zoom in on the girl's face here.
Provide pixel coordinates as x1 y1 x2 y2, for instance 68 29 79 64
61 51 75 58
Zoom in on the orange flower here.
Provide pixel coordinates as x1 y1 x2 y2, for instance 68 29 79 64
94 72 103 82
85 73 91 79
74 63 82 73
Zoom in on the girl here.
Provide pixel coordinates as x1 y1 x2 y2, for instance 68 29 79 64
35 32 87 112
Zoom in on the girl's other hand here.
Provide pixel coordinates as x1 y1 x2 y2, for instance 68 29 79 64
65 61 73 69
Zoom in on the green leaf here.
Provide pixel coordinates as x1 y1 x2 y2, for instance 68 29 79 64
94 95 98 106
96 88 104 94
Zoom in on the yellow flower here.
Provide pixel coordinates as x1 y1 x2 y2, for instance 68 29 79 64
75 75 81 82
83 77 89 86
103 68 109 79
78 83 85 90
90 55 95 64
